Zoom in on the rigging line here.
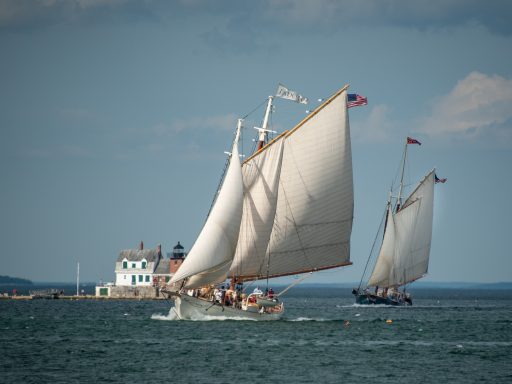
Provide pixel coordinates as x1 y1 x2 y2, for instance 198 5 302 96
276 272 313 298
357 203 388 291
206 155 230 220
242 98 268 120
206 127 240 219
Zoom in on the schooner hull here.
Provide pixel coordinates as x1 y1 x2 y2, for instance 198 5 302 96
172 294 284 321
353 292 412 306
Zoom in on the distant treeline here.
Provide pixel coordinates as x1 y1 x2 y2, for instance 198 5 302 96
0 275 33 285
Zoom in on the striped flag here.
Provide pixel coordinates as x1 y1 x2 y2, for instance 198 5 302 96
407 137 421 145
347 94 368 108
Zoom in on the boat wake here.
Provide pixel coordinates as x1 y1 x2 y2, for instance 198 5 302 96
285 317 335 322
151 308 260 321
342 303 397 308
151 309 179 321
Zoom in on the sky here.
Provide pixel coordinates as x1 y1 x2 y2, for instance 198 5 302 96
1 0 512 284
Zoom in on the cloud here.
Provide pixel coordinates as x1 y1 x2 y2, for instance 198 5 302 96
2 0 512 36
351 104 395 143
263 0 512 35
0 0 156 30
152 113 238 136
419 72 512 143
20 144 95 159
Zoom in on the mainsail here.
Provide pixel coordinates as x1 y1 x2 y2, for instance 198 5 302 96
231 86 354 280
367 170 435 287
169 121 244 289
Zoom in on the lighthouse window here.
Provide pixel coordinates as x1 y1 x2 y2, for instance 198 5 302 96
165 276 170 282
145 275 150 282
131 263 136 268
122 261 127 269
141 261 147 269
138 275 143 282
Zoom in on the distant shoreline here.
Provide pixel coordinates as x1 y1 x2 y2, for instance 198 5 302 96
4 281 512 291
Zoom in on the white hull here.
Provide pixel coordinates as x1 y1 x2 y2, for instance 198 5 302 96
172 294 284 321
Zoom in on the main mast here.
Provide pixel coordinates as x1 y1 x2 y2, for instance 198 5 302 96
255 96 276 151
395 138 408 212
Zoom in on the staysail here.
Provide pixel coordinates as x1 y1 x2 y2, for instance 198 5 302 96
232 86 354 280
367 170 435 287
229 135 285 278
169 121 244 289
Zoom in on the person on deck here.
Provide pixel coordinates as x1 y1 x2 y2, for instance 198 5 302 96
220 286 226 305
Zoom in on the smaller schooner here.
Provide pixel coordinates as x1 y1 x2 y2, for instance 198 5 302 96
353 137 445 306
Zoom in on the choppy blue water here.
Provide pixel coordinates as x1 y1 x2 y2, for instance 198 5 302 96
1 288 511 383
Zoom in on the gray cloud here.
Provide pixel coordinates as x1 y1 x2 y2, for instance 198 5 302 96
262 0 512 35
0 0 158 31
2 0 511 36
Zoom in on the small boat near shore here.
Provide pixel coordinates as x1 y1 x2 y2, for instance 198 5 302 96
29 289 62 299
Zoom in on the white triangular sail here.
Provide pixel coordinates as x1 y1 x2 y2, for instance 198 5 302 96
233 86 353 280
170 123 244 289
367 170 435 287
367 206 396 287
229 136 285 278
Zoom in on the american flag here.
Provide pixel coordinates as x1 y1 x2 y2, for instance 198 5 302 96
435 174 447 184
407 137 421 145
347 94 368 108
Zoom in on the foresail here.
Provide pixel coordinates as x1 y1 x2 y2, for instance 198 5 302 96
235 86 354 280
396 170 435 285
367 170 435 287
229 136 285 279
367 207 396 287
169 127 244 289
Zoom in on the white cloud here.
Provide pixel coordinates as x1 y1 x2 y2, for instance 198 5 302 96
419 72 512 141
20 144 94 159
152 113 238 136
351 104 395 143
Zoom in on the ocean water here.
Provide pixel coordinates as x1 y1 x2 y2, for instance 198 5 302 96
1 287 511 383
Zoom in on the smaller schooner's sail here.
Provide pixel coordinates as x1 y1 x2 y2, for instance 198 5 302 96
169 120 244 289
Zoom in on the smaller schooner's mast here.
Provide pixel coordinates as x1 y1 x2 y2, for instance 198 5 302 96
395 139 408 212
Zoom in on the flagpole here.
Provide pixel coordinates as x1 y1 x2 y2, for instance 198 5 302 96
76 261 79 296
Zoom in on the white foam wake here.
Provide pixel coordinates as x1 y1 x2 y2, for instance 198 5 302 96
287 317 330 322
150 307 260 321
151 308 179 321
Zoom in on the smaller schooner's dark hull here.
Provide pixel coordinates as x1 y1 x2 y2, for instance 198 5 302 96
352 290 412 306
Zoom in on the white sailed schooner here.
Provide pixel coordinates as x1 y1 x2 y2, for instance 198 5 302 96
353 138 443 306
166 85 354 320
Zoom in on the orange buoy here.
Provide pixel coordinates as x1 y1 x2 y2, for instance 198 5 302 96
386 319 393 324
